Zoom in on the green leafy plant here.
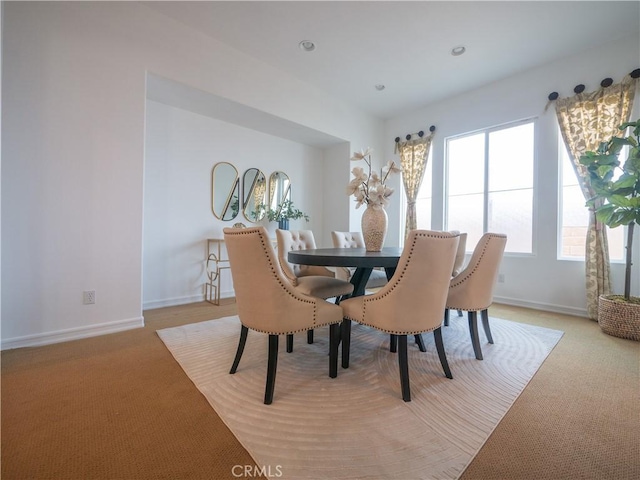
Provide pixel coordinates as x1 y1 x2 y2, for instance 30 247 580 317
253 199 309 222
579 119 640 302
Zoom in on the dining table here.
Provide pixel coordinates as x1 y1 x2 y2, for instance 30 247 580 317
287 246 403 297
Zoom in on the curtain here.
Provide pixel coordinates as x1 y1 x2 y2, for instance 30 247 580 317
397 132 434 239
555 74 637 319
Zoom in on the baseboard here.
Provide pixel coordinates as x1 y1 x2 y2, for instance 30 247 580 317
493 295 588 318
143 291 234 310
1 316 144 351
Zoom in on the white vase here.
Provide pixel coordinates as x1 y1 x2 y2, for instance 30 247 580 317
361 205 388 252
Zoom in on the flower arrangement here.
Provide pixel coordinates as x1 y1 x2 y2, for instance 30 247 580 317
347 148 402 209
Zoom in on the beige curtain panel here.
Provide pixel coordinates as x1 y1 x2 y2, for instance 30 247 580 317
554 74 637 319
397 132 435 239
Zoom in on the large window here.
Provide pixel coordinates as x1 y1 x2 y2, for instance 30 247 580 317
559 143 623 261
446 120 535 253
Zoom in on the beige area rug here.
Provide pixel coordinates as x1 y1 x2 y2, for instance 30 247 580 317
157 315 562 480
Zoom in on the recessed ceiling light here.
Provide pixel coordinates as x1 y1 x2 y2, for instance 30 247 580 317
451 46 466 56
299 40 316 52
375 84 386 91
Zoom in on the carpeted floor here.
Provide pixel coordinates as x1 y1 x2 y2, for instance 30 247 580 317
1 302 639 479
157 315 563 479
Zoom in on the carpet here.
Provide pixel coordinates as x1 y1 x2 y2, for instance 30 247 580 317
157 315 563 480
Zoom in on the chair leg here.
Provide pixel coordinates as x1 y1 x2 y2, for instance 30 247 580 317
433 327 453 379
444 308 450 327
414 334 427 352
286 334 293 353
398 335 411 402
264 335 279 405
229 325 248 374
390 334 398 353
468 311 483 360
481 309 494 344
341 319 351 369
329 323 340 378
307 329 314 344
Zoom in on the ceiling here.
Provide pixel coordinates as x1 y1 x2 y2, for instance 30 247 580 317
147 1 640 120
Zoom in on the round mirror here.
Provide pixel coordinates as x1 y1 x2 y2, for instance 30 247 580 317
211 162 240 221
269 171 291 213
242 168 267 222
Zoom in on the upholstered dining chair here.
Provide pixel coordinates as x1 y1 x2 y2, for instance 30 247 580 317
223 226 343 405
276 229 354 348
445 233 507 361
448 231 468 320
330 231 388 289
340 230 460 402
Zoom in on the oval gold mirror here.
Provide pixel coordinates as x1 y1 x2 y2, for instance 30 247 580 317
269 171 291 213
242 168 267 222
211 162 240 221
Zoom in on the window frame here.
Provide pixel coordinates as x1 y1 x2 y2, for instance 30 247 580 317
444 117 538 257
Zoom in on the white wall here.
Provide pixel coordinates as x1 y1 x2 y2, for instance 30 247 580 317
385 35 640 316
1 2 381 349
144 100 332 308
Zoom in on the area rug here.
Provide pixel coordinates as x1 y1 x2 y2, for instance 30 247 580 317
157 316 563 479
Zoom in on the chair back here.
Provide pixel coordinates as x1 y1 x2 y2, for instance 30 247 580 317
331 231 365 248
276 229 333 284
224 227 323 334
447 233 507 311
451 232 468 276
344 230 459 334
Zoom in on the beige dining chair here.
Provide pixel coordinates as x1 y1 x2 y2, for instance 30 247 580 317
445 233 507 360
276 229 354 348
331 231 388 289
447 230 468 320
223 226 343 405
340 230 460 402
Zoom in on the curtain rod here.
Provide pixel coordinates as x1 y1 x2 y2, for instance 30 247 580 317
547 68 640 101
394 125 436 143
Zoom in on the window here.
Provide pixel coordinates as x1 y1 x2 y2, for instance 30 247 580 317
559 143 624 261
415 149 433 229
445 120 534 254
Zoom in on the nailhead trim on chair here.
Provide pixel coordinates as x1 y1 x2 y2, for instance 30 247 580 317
346 231 458 335
447 233 506 312
225 228 341 334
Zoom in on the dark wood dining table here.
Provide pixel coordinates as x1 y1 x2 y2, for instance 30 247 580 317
287 247 403 297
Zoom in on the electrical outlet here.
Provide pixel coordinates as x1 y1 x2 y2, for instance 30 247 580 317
83 290 96 305
498 274 505 283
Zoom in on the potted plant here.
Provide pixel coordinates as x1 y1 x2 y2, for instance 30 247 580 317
254 199 309 230
579 118 640 340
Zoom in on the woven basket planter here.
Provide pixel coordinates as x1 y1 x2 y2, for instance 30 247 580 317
598 295 640 341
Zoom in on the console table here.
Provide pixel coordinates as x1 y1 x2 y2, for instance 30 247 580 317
205 238 232 306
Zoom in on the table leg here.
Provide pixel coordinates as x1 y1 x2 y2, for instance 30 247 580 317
384 267 396 281
350 267 373 297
